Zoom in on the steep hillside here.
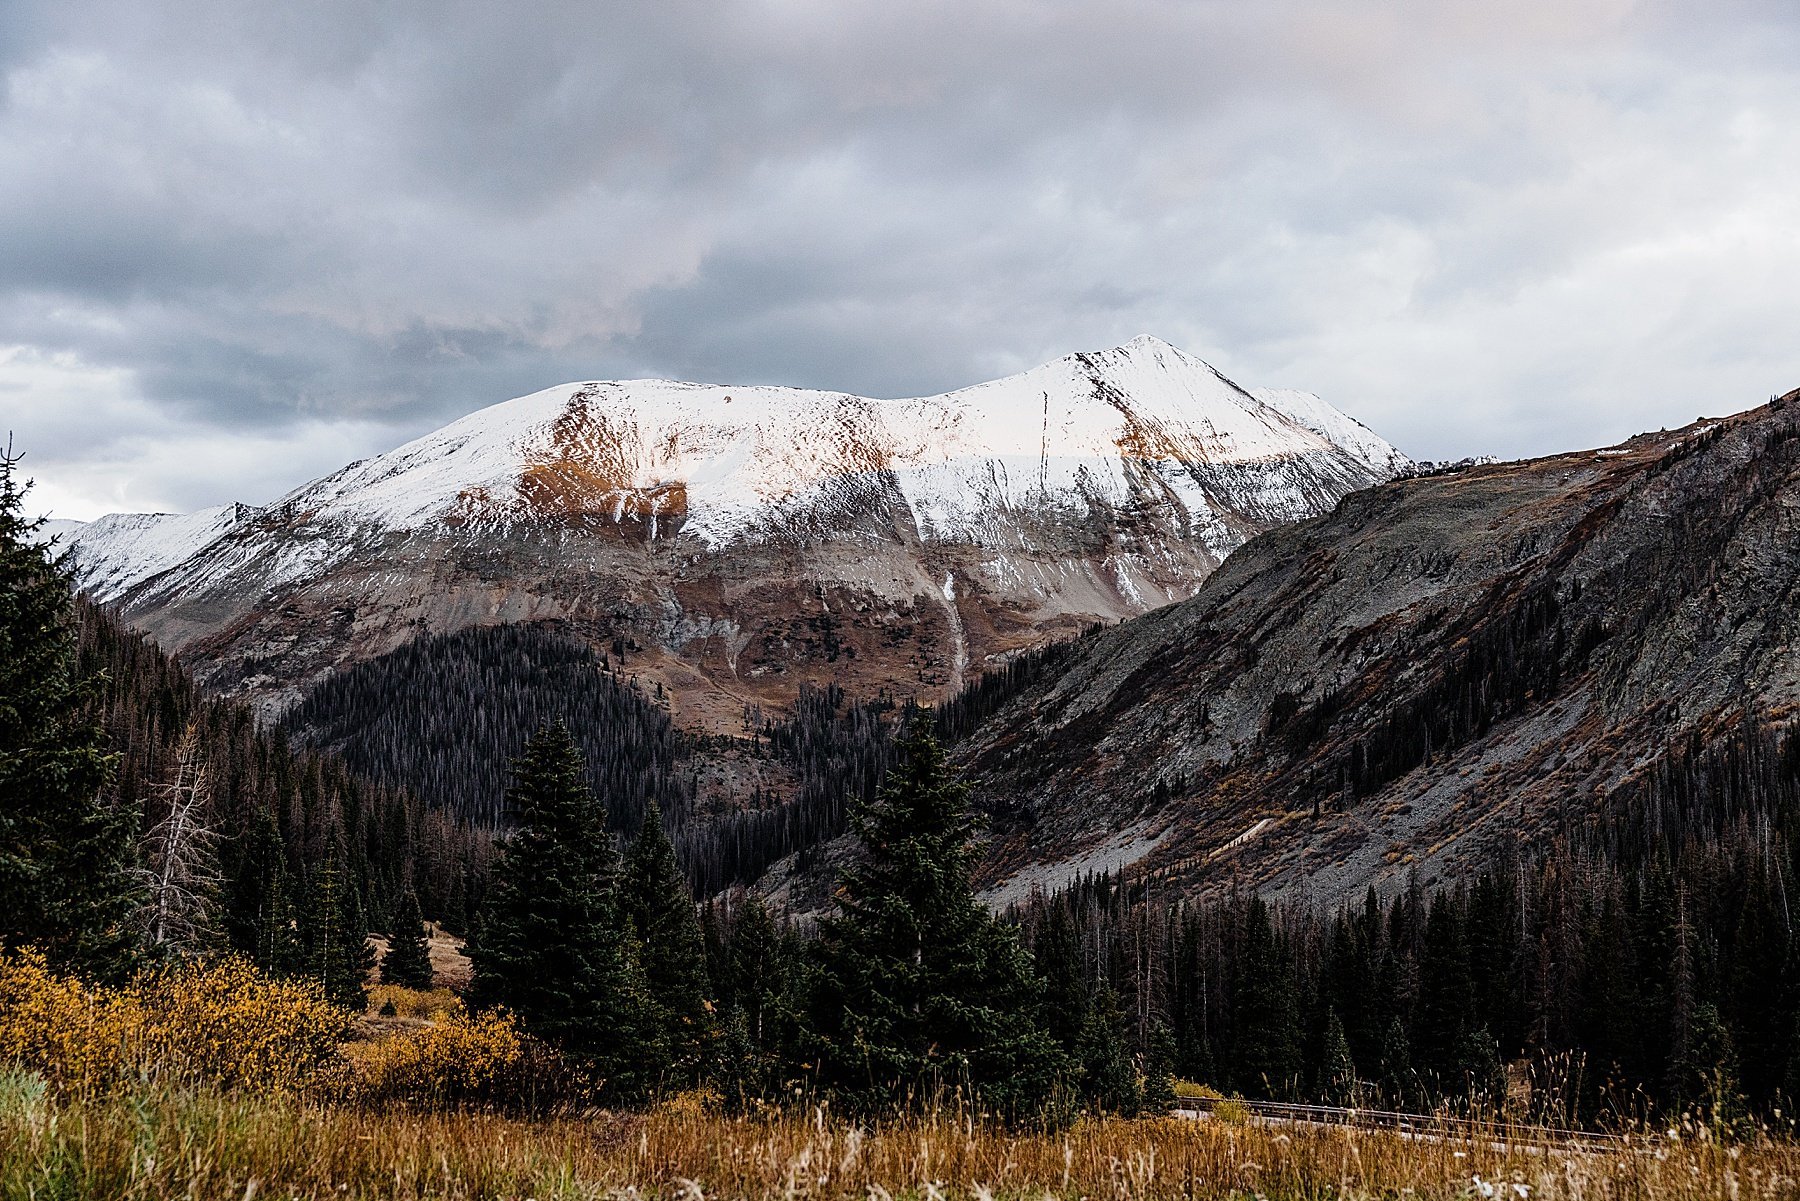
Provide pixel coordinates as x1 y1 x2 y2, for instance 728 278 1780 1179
961 389 1800 904
65 337 1403 730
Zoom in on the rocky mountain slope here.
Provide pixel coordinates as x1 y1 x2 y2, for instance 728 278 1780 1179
61 337 1403 729
961 389 1800 905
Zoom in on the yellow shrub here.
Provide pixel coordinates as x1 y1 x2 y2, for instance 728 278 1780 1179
125 957 351 1091
0 950 351 1096
656 1084 723 1118
344 1004 537 1107
1211 1096 1252 1125
0 950 138 1093
365 984 461 1021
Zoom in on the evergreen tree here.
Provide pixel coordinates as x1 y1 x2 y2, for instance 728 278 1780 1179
621 797 713 1087
1139 1016 1178 1115
808 708 1062 1118
469 724 654 1092
229 807 301 975
380 889 435 989
1032 901 1090 1054
1319 1007 1358 1105
0 450 138 977
716 892 792 1098
302 858 373 1009
1074 981 1141 1114
1232 896 1302 1098
1378 1016 1420 1111
1675 1001 1743 1125
1414 894 1474 1094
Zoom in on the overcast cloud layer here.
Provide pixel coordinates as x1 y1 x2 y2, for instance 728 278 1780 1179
3 0 1799 519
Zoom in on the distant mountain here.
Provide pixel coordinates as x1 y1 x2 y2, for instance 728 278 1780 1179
62 337 1405 728
958 390 1800 905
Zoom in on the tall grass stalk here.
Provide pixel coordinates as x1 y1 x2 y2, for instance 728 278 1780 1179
2 1082 1793 1200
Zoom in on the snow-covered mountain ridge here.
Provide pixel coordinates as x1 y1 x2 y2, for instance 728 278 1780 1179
62 337 1407 728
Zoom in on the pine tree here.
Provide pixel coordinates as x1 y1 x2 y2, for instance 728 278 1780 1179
228 807 301 975
1319 1006 1358 1105
1415 893 1474 1095
1140 1016 1178 1114
1075 981 1142 1115
1378 1016 1420 1111
0 451 138 978
809 708 1062 1118
469 724 654 1092
303 858 373 1009
716 892 791 1098
380 888 435 989
621 797 713 1087
1232 895 1302 1098
1032 901 1090 1054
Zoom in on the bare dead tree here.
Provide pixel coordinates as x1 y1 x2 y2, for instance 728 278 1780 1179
135 725 224 955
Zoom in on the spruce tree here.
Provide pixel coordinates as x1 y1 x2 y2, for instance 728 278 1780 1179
1232 895 1302 1098
1415 894 1474 1095
1033 901 1090 1054
469 724 653 1091
1377 1015 1420 1111
1140 1016 1178 1114
381 888 435 989
621 798 713 1086
303 857 373 1009
1075 981 1142 1115
809 708 1062 1118
0 450 138 978
730 897 789 1054
229 807 301 976
1319 1006 1358 1105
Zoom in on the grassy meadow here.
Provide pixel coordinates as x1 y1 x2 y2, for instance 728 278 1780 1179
2 948 1796 1200
3 1081 1794 1201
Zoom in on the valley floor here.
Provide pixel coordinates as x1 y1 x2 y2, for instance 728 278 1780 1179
0 1085 1787 1200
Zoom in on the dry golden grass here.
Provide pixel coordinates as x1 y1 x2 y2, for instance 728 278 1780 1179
2 1081 1797 1200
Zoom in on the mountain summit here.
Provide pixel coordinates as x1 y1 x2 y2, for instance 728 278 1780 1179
62 338 1406 727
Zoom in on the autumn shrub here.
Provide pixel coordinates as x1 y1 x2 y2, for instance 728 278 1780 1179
365 984 461 1021
343 1003 572 1109
0 949 350 1095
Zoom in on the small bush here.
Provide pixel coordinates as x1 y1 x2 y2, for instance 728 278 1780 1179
656 1084 723 1118
365 985 461 1022
0 950 350 1096
1211 1096 1252 1125
1173 1080 1221 1100
343 1004 569 1109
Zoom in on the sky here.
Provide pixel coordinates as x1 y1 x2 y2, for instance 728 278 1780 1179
3 0 1799 521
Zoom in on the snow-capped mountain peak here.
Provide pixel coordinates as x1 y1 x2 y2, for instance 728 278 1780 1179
60 338 1407 725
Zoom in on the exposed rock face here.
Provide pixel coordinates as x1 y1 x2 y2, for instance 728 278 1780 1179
65 337 1403 730
961 390 1800 905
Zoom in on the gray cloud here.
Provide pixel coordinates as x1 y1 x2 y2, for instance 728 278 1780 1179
2 0 1799 517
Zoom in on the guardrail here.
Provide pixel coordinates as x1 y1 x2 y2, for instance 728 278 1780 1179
1172 1095 1635 1150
